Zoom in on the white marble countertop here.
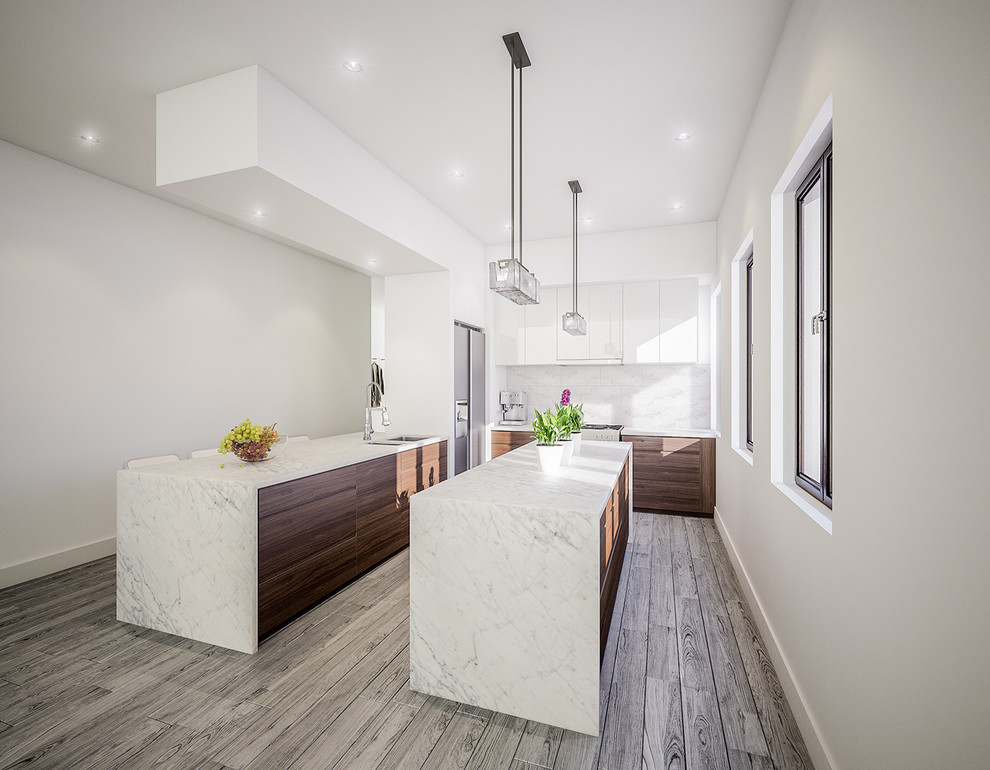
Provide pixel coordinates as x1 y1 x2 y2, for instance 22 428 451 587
493 423 715 439
120 432 445 488
416 440 630 517
620 427 717 438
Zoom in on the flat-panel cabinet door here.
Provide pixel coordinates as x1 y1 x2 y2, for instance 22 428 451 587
659 278 699 363
589 283 623 359
524 295 557 364
494 296 525 366
556 286 590 360
622 281 660 363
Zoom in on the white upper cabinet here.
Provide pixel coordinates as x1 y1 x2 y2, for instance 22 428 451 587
658 278 699 363
524 293 558 365
622 281 661 363
493 295 526 366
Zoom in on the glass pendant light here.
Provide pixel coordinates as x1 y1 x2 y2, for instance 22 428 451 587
562 180 587 335
489 32 540 305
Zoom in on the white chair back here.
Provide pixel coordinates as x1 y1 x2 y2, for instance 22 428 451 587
188 448 217 459
286 435 310 444
124 454 180 470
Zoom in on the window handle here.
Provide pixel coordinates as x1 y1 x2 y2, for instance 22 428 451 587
812 310 828 335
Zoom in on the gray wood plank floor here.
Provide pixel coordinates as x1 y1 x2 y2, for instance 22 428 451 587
0 512 814 769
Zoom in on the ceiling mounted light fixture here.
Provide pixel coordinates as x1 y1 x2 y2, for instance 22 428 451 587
562 180 587 336
343 60 363 73
489 32 540 306
80 134 100 144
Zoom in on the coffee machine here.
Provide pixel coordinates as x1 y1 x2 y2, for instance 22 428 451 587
499 390 528 425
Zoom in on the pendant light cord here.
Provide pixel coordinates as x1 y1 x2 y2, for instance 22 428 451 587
573 188 578 312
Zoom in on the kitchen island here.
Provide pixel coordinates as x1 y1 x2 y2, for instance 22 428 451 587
117 433 445 653
409 440 631 736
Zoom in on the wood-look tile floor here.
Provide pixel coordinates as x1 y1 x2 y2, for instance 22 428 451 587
0 513 814 769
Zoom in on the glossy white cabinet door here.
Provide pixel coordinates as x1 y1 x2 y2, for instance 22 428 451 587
659 278 699 362
493 296 526 366
622 281 660 363
524 293 558 364
589 283 623 360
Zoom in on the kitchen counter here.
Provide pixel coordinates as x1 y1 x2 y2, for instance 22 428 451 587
494 423 716 439
409 440 631 736
620 426 716 438
116 432 444 653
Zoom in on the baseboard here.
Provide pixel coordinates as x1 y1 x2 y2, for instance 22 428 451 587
0 537 116 590
713 506 835 770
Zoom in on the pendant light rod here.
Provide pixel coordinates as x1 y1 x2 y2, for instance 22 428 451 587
569 180 582 312
504 32 531 270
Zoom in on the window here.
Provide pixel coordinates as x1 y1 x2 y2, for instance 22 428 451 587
746 252 754 451
730 230 754 462
795 144 832 507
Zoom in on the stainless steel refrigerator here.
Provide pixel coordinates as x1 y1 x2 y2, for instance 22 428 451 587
454 322 485 476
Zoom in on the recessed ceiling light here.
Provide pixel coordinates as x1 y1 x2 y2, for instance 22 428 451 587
367 257 378 265
343 60 363 73
671 203 683 211
252 210 268 218
582 216 592 222
450 169 464 178
675 132 691 142
504 223 512 230
80 134 100 144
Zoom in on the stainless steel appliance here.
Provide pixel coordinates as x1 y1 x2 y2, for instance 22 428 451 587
454 322 486 476
582 423 623 441
499 390 528 424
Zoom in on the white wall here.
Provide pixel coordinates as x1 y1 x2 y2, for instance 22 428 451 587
485 221 716 286
0 141 370 586
384 272 454 465
714 2 990 768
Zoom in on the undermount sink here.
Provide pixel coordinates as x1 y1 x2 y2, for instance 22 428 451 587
369 434 432 445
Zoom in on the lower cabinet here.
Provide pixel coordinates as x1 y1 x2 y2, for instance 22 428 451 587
622 435 715 515
491 429 536 459
258 440 447 637
600 455 630 661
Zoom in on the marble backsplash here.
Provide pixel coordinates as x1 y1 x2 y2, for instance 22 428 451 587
504 364 711 430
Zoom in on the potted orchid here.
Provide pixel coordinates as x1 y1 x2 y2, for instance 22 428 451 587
559 389 585 451
532 406 566 472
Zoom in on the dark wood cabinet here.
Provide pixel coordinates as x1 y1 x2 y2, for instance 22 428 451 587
600 455 630 661
622 435 715 516
258 440 447 637
491 430 535 459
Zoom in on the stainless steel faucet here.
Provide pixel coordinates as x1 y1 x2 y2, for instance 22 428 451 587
364 382 390 441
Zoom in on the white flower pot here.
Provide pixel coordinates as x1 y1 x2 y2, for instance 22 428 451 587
559 439 573 463
536 443 565 473
571 432 581 453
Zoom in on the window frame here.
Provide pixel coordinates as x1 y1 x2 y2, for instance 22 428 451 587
795 144 832 507
745 252 754 451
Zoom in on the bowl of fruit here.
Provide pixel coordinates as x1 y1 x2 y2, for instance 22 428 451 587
219 419 282 462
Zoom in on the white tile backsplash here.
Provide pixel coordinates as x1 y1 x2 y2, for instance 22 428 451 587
505 364 710 430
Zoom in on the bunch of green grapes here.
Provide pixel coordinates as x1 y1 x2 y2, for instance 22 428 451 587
218 418 265 454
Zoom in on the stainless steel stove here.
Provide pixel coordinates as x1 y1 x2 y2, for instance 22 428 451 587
581 423 623 441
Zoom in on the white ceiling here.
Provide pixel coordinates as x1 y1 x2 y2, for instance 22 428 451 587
0 0 792 253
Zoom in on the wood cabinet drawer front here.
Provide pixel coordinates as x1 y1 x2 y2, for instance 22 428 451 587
258 487 356 583
356 455 398 516
355 506 409 576
492 431 535 458
259 465 357 520
400 442 444 494
259 539 356 636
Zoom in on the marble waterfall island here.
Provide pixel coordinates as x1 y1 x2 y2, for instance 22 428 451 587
409 440 631 736
117 433 446 653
